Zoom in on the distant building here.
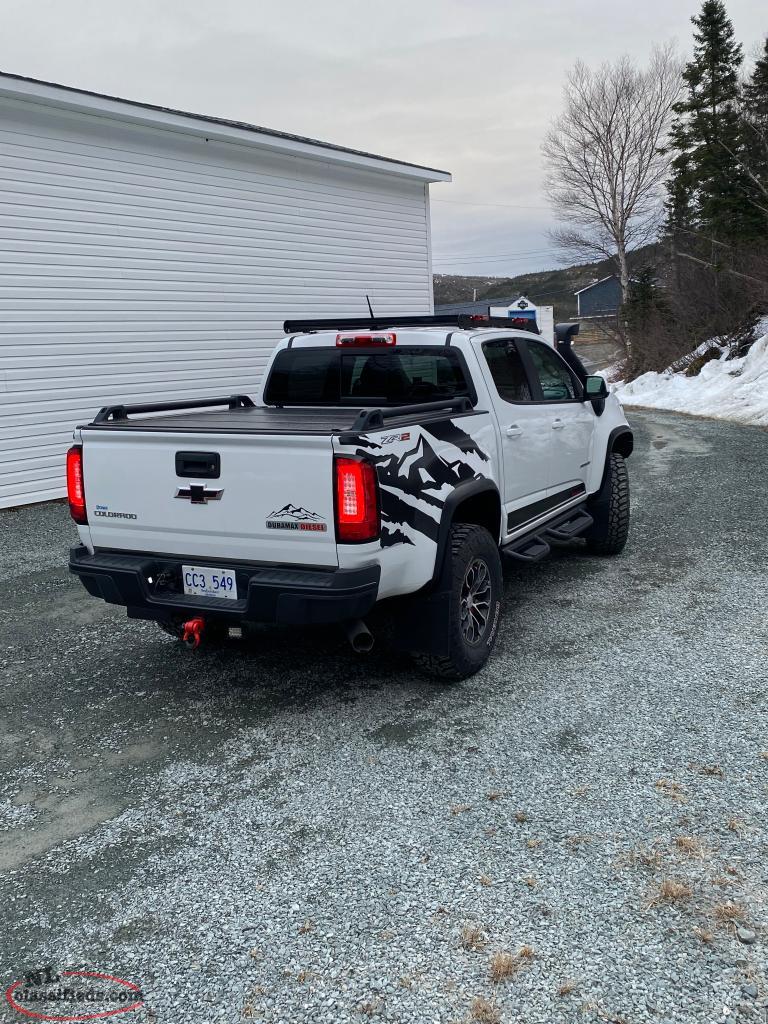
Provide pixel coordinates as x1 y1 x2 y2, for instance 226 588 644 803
574 275 623 318
435 294 554 344
489 296 554 345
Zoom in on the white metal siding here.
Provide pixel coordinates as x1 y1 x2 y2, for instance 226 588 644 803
0 97 434 508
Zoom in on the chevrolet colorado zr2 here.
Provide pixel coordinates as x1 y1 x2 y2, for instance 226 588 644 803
67 314 632 680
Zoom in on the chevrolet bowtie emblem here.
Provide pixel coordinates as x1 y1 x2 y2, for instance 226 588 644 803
175 485 224 505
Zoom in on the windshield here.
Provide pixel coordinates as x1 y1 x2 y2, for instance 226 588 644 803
264 347 473 406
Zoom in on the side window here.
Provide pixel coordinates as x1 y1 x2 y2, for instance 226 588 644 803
526 342 581 401
482 339 533 403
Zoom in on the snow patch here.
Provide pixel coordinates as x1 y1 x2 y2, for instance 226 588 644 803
610 330 768 428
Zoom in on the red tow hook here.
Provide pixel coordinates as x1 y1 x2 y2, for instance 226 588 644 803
182 617 206 649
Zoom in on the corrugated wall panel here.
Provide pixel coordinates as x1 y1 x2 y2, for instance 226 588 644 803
0 97 434 507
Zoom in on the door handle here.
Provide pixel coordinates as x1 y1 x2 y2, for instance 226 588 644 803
552 419 565 430
505 424 523 438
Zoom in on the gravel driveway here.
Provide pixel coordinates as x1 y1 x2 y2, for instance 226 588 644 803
1 409 766 1024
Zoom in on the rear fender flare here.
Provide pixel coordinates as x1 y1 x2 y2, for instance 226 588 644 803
430 480 501 589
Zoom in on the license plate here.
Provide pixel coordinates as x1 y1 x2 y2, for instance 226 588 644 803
182 565 238 600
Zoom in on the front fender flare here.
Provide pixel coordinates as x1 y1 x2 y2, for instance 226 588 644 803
608 426 634 458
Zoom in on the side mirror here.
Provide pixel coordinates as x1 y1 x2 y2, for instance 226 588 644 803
584 375 609 400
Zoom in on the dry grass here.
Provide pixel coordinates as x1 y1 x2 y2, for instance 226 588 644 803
451 804 472 816
489 951 518 982
358 998 383 1016
557 979 579 996
469 996 501 1023
478 874 493 887
713 901 746 924
674 835 705 857
649 878 693 906
524 876 538 888
487 791 503 802
655 778 686 802
593 1007 629 1024
526 838 542 850
298 919 314 934
711 875 736 888
693 925 715 943
566 835 592 849
570 783 591 797
727 816 744 834
489 946 535 983
761 751 768 761
690 762 724 778
484 827 498 838
248 947 262 961
580 1002 630 1024
621 844 665 870
514 810 528 823
460 923 488 951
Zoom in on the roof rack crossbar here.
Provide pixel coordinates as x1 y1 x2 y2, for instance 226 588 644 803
92 394 255 423
283 315 540 334
349 396 474 433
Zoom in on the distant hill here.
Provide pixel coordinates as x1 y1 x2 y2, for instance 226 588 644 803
434 246 658 322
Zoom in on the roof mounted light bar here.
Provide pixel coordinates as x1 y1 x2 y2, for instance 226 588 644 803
284 314 540 334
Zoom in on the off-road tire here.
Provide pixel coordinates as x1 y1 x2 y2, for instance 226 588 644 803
585 452 630 555
414 523 503 682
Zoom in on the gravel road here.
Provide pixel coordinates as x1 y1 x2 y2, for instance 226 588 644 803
0 408 766 1024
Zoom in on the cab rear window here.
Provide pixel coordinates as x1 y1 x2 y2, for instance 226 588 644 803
264 347 473 406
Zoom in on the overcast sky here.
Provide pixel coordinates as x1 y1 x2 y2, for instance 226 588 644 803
2 0 766 278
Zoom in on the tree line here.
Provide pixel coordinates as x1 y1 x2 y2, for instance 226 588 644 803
544 1 768 376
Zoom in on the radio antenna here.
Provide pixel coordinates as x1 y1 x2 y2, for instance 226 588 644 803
365 294 374 319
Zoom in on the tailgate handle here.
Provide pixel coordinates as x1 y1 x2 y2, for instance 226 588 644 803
175 451 220 479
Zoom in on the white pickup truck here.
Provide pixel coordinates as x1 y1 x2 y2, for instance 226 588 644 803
67 314 632 680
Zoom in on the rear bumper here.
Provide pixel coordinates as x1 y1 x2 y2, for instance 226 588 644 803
69 546 380 626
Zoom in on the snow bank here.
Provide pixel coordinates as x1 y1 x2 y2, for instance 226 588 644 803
612 330 768 428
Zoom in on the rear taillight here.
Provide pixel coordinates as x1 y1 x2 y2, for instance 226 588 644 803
66 445 87 524
334 457 379 543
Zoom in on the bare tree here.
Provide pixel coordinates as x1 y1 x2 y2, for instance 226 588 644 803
542 46 681 323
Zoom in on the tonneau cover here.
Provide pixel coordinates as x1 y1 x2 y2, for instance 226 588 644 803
81 404 475 435
82 405 367 435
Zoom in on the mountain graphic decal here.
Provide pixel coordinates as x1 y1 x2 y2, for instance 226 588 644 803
268 504 325 522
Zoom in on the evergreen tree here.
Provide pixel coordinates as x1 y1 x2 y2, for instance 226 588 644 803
624 267 667 341
743 36 768 125
741 36 768 216
666 1 760 242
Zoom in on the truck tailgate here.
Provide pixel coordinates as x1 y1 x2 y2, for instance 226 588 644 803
80 429 338 567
